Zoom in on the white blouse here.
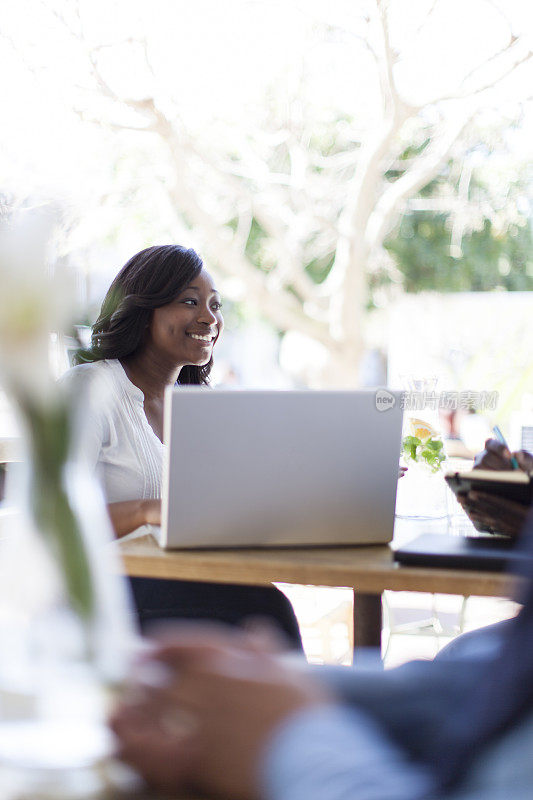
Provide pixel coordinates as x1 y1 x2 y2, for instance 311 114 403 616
59 359 164 504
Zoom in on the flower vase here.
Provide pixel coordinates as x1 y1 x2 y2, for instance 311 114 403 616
395 459 450 524
0 396 135 776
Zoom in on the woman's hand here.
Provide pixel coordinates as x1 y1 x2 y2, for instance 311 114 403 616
107 499 162 538
141 499 162 526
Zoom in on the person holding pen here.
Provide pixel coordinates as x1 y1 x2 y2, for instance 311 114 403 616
458 436 533 539
434 433 533 663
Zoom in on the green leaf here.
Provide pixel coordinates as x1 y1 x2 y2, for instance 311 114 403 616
402 435 423 462
26 403 96 626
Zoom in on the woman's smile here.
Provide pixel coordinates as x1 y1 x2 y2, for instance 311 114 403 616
186 331 217 343
147 269 224 367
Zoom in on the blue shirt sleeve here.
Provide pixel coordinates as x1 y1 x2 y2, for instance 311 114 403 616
259 705 438 800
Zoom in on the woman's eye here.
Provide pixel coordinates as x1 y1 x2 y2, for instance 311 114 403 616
211 302 222 311
183 298 197 306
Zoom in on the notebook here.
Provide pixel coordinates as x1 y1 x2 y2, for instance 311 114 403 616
445 469 533 506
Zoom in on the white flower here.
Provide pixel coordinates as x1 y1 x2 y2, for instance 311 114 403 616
0 211 75 405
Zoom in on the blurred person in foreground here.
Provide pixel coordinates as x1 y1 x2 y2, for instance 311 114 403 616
112 507 533 800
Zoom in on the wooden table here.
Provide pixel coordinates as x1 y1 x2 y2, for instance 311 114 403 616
116 523 520 649
0 507 519 649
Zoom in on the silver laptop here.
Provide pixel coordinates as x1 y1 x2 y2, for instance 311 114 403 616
157 389 403 549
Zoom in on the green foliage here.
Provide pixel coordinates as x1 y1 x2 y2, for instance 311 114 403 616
383 149 533 296
20 396 95 624
245 218 273 274
226 138 533 308
385 137 431 182
385 213 533 293
402 435 420 461
402 434 446 472
304 251 335 284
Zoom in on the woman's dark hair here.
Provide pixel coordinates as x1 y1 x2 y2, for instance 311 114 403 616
75 244 211 385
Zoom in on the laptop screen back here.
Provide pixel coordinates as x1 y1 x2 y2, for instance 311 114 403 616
161 389 403 549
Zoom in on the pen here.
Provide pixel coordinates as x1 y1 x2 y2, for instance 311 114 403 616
492 425 519 469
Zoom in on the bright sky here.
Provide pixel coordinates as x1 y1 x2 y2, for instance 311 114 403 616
0 0 531 226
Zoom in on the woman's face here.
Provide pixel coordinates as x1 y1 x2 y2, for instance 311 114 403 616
147 269 224 367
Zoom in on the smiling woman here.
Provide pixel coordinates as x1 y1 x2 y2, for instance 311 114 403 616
146 271 223 382
60 244 302 646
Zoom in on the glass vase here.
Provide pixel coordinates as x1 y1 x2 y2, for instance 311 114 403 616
0 397 135 778
395 460 450 520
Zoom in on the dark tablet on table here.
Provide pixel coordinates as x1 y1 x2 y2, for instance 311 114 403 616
393 533 519 572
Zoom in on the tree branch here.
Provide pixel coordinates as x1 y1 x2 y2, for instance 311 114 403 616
427 39 532 104
72 108 156 132
156 133 331 343
174 133 322 304
365 112 472 251
375 0 416 117
449 157 473 257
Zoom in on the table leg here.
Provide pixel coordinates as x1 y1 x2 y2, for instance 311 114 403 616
353 592 382 650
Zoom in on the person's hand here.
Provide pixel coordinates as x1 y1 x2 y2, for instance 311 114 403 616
515 450 533 473
461 440 532 538
474 439 533 473
399 466 407 479
107 498 162 537
110 624 332 799
457 491 529 539
142 499 162 526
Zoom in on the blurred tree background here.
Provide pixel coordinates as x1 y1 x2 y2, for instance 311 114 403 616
384 139 533 297
0 0 532 387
